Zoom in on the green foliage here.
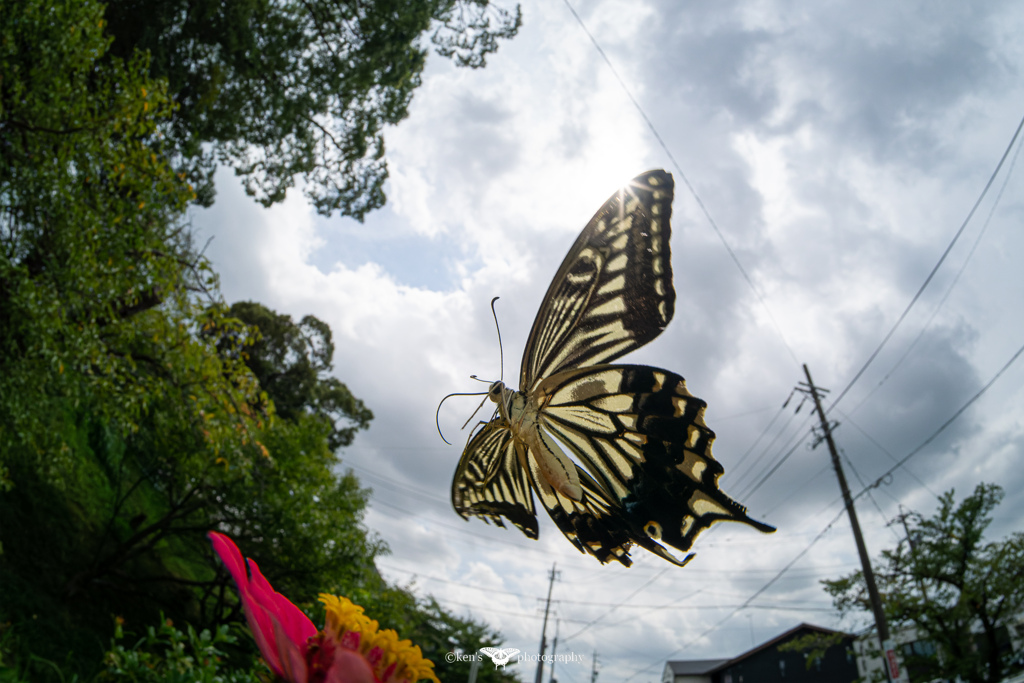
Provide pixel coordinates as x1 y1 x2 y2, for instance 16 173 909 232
777 632 844 670
0 0 263 487
0 3 518 680
98 616 262 683
205 413 385 613
101 0 522 218
823 483 1024 683
225 302 373 451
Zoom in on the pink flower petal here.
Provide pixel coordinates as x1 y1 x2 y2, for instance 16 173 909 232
340 630 362 651
208 531 316 681
209 532 284 676
273 611 310 683
247 558 317 646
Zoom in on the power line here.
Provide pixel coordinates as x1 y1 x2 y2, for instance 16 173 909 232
378 560 852 599
560 0 800 366
840 449 905 545
853 337 1024 501
730 395 818 501
727 394 798 477
562 569 670 643
826 110 1024 414
737 424 813 501
761 464 832 518
846 129 1024 416
836 409 940 500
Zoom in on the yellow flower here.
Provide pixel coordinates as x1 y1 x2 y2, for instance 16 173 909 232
319 595 439 683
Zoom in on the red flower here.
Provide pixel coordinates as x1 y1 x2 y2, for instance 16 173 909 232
209 532 437 683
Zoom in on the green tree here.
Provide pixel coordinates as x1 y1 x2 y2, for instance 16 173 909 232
54 301 380 611
823 483 1024 683
0 0 265 489
398 598 520 683
777 632 845 670
0 4 517 678
0 306 380 678
225 301 373 451
101 0 522 218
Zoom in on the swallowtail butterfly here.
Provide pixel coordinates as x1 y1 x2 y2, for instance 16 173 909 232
451 170 775 566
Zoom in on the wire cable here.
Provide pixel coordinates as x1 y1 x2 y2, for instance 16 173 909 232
827 111 1024 414
560 0 801 366
847 130 1024 416
562 569 669 643
836 409 940 499
853 337 1024 501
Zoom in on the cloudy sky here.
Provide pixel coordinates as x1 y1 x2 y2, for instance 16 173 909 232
193 1 1024 680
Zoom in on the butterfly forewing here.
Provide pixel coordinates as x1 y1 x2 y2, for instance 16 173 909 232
520 170 675 392
451 419 539 539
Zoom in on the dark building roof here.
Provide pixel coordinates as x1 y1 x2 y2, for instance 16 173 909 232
665 659 731 675
666 623 858 680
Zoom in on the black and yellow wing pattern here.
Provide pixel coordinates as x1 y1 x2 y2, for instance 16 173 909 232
451 170 774 566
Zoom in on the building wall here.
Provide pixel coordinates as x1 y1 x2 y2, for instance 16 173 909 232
662 664 714 683
715 632 859 683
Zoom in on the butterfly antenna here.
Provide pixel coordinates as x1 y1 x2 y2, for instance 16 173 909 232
490 297 504 383
436 388 489 445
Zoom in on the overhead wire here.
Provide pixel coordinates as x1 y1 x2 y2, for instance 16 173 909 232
736 422 813 501
761 464 831 518
378 562 843 613
839 449 904 544
847 129 1024 417
826 111 1024 414
853 338 1024 502
560 0 801 367
836 409 940 500
731 404 816 500
726 396 798 478
562 568 670 643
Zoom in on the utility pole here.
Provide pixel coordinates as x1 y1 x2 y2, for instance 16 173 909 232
467 653 481 683
799 364 896 682
590 651 599 683
548 618 560 683
535 563 558 683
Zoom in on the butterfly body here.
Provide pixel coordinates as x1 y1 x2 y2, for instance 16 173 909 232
451 170 774 566
489 380 584 500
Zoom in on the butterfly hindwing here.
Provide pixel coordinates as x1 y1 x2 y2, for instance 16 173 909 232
520 170 675 392
525 455 687 567
537 364 775 563
451 419 539 539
